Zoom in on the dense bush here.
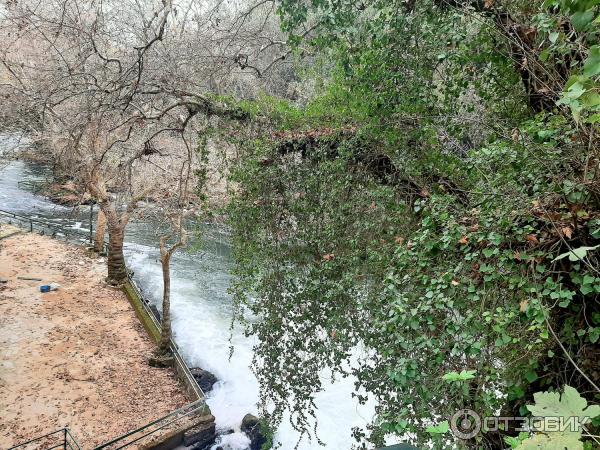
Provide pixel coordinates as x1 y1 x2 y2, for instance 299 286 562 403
226 0 600 447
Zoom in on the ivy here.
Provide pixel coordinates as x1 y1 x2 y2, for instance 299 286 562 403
224 0 600 447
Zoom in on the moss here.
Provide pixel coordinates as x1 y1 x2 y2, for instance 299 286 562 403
122 281 161 344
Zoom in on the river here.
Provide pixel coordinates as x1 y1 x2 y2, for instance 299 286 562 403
0 136 376 450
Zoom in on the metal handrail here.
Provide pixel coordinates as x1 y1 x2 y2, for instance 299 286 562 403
92 400 206 450
2 208 208 450
8 428 80 450
0 208 108 253
17 180 47 194
0 208 203 399
64 429 81 450
0 209 78 235
126 275 206 400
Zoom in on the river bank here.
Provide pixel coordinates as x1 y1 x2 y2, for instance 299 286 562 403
0 156 378 450
0 230 187 447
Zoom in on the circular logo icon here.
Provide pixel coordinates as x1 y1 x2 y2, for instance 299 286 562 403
450 409 481 439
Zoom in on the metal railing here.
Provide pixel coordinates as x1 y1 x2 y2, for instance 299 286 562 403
125 274 206 401
0 208 107 253
0 207 202 400
8 428 81 450
17 179 47 195
2 208 208 450
92 400 206 450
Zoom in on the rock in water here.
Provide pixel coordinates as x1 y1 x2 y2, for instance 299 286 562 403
241 414 267 450
184 413 216 450
149 304 161 321
190 367 218 393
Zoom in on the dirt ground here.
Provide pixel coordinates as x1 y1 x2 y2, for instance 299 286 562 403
0 230 187 448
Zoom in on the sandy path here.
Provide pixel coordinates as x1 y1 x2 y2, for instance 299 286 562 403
0 231 187 448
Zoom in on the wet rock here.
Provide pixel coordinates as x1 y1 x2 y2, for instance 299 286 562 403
241 414 267 450
149 304 161 321
148 354 175 369
185 413 216 450
190 367 218 393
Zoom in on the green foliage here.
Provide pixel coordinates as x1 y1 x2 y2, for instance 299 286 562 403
527 385 600 424
224 0 600 447
425 421 449 435
515 385 600 450
442 370 477 382
260 419 274 450
552 245 600 262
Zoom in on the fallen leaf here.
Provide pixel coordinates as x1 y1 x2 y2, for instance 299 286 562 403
520 300 528 312
562 226 573 239
451 280 460 286
514 251 522 261
322 253 335 261
484 0 493 8
526 234 539 244
394 236 405 245
458 236 469 245
511 128 520 142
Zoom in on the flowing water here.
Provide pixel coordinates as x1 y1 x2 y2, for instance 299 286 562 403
0 135 376 450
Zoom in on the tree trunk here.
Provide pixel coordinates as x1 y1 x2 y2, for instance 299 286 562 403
94 208 107 253
107 224 127 284
159 251 172 355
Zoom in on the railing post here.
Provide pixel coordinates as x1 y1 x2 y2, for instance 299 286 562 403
29 219 32 232
89 203 94 244
63 428 67 450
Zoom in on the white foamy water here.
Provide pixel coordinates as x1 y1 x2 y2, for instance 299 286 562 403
123 240 377 449
0 150 377 449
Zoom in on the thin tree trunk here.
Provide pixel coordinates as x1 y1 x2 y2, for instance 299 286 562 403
159 250 172 355
88 174 138 286
94 208 107 253
107 223 127 284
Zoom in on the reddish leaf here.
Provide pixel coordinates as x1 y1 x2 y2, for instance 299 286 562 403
526 234 539 244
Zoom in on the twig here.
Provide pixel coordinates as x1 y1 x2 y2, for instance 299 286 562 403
544 314 600 394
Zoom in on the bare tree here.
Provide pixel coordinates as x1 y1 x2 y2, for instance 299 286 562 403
0 0 304 284
143 130 203 365
151 208 193 365
94 208 107 253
